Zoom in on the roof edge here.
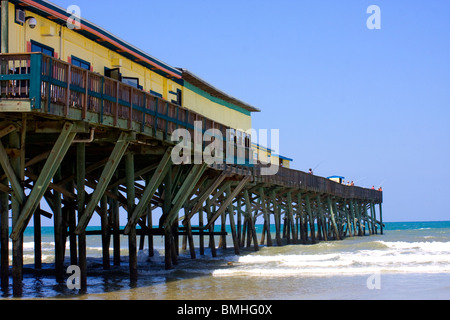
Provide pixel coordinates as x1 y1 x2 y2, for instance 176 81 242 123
179 68 261 113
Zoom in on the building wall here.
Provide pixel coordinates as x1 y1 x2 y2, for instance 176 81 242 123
280 159 291 168
252 143 292 167
183 83 252 131
7 2 251 131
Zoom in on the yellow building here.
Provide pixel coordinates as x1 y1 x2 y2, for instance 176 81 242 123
2 0 259 134
251 143 293 168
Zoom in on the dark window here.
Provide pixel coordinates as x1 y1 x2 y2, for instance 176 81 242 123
71 56 91 70
30 40 54 57
105 67 122 81
176 89 182 106
122 77 140 89
150 90 162 98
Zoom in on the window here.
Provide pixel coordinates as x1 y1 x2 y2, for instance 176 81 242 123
30 40 54 57
150 90 162 98
169 88 182 105
176 89 182 106
105 67 122 81
122 77 141 89
71 56 91 70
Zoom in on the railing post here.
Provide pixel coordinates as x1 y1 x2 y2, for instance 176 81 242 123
65 64 71 116
114 81 119 126
141 93 146 132
45 57 53 113
82 69 88 119
29 54 42 110
100 76 104 124
128 87 132 129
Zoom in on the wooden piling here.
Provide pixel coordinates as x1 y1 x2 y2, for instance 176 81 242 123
286 192 297 244
163 165 173 269
34 205 42 270
111 171 121 265
274 191 282 246
147 201 154 257
305 195 316 244
10 131 23 296
243 190 258 251
379 203 383 235
185 218 196 259
226 186 240 254
297 193 306 244
76 143 87 291
199 208 204 255
100 194 110 270
327 197 341 241
260 188 272 247
125 153 137 280
316 195 327 241
205 200 217 257
0 176 8 290
54 167 65 282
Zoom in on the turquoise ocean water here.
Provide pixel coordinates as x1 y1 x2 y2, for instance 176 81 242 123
1 221 450 300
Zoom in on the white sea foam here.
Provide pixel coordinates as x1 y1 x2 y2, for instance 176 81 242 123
378 241 450 253
212 240 450 278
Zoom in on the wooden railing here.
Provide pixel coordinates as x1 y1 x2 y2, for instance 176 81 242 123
0 53 382 202
257 165 383 202
0 53 252 165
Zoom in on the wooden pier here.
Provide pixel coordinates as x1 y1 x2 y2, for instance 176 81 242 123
0 53 383 296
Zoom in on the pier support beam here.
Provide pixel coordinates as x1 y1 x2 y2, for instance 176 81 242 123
316 195 327 241
286 192 297 244
162 167 174 269
327 196 341 241
124 147 172 234
379 203 383 235
226 186 240 255
243 190 258 251
304 195 316 244
274 191 282 246
297 193 306 244
0 175 8 291
10 123 76 242
111 170 121 266
125 153 137 281
54 167 65 282
9 129 23 297
75 131 132 234
76 143 87 291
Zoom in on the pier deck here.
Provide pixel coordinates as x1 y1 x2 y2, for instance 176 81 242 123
0 53 383 295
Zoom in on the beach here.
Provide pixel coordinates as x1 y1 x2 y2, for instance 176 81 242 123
2 221 449 300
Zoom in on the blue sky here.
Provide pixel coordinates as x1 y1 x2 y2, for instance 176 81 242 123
52 0 450 222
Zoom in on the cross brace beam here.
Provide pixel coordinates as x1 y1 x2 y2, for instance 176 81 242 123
124 147 172 235
10 122 76 241
75 131 132 234
205 175 251 230
163 163 207 230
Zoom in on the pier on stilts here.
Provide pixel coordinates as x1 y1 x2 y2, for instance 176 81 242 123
0 53 383 296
